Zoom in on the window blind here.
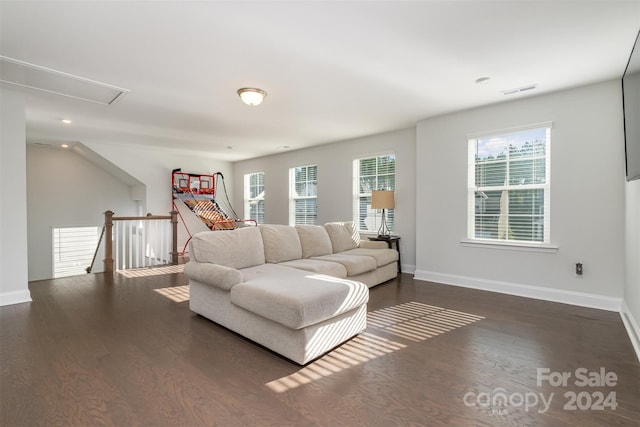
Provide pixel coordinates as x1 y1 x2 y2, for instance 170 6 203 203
52 226 101 278
353 154 396 232
468 126 551 243
289 165 318 225
244 172 265 223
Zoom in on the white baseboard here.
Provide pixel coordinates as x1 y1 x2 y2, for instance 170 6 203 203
401 264 416 275
0 290 32 307
413 270 622 312
621 301 640 363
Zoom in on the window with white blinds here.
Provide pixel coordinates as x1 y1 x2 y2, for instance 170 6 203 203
244 172 265 224
353 154 396 233
468 124 551 244
53 226 101 278
289 165 317 225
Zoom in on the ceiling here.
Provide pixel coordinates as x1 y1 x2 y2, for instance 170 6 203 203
1 1 639 161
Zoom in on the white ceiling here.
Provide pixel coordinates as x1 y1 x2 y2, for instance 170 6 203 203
1 1 639 161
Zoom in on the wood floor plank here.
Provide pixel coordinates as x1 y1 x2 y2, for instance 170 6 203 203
1 270 639 426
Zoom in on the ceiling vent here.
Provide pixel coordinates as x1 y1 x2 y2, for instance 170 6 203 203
0 56 130 105
502 84 537 96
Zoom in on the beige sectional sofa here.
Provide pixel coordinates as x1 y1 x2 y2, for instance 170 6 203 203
184 221 398 364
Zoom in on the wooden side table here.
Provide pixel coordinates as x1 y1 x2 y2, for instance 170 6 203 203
368 235 401 273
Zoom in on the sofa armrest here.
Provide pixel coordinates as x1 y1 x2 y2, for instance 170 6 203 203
184 262 243 291
359 240 389 250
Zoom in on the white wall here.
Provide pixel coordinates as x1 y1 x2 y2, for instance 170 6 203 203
83 141 234 252
623 178 640 359
26 144 139 281
233 127 417 272
0 88 30 306
415 81 626 310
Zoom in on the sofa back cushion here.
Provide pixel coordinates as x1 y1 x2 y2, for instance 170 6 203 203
190 227 265 269
324 221 360 253
295 225 333 258
259 224 303 263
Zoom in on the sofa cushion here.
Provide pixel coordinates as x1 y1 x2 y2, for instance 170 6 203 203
239 262 308 282
324 221 360 253
295 225 333 258
230 273 369 330
183 262 242 291
259 224 303 264
340 248 398 267
190 227 265 269
358 240 389 250
278 258 348 278
310 253 376 276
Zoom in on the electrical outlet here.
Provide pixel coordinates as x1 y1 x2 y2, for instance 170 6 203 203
575 263 583 276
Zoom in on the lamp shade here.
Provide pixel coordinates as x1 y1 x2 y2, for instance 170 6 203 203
371 190 395 209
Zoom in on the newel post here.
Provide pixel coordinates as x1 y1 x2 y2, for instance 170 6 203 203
170 210 179 265
104 210 114 273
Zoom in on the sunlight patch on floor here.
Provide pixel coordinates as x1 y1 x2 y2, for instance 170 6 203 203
117 264 184 278
368 301 485 342
265 332 406 393
265 301 485 393
153 285 189 303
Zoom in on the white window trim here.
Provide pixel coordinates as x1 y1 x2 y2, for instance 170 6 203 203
467 122 553 246
352 152 396 234
467 121 553 140
460 239 558 253
289 164 318 226
243 172 264 222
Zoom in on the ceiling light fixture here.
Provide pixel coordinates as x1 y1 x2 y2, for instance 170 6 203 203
61 119 72 124
237 87 266 106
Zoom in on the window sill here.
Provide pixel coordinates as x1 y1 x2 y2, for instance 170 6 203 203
460 239 559 253
359 231 379 237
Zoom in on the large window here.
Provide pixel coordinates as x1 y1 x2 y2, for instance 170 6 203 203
289 165 317 225
244 172 265 223
53 226 101 278
353 154 396 233
468 124 551 244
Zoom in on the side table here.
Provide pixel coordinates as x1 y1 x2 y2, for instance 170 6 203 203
368 235 401 273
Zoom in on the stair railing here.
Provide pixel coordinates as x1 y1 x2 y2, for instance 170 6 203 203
101 210 179 273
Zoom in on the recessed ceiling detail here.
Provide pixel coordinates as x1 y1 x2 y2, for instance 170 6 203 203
2 1 638 160
0 56 130 105
502 84 538 96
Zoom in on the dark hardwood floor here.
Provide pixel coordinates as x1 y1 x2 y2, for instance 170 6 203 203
1 269 639 426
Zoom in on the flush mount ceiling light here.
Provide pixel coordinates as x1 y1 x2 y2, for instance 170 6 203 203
237 87 266 106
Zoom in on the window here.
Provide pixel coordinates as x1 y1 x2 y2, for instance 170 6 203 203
244 172 265 223
468 124 551 244
353 154 396 233
52 226 101 278
289 165 317 225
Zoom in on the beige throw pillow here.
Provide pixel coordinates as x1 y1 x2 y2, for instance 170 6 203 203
190 227 265 269
324 221 359 253
295 225 333 258
259 224 303 263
